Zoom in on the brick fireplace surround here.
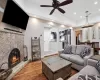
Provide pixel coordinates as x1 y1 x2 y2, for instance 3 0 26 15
0 31 24 69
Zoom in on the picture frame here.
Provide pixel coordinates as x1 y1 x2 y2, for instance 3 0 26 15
50 32 57 42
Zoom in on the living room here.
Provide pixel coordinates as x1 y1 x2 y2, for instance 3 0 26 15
0 0 100 80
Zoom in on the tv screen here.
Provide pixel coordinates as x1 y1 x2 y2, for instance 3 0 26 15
2 0 29 30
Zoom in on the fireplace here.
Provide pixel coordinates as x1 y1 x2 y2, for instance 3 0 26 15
8 48 20 68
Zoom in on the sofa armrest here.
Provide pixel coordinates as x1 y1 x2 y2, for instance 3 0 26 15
58 49 64 54
58 51 63 54
84 48 94 66
87 59 98 67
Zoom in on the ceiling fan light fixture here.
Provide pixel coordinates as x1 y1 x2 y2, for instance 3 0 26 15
61 25 65 28
94 1 98 5
69 27 73 29
80 16 83 18
48 22 54 25
34 15 37 17
74 12 76 15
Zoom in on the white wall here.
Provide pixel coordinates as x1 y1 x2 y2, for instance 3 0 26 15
44 26 60 55
49 27 59 53
71 29 76 45
25 17 69 59
44 25 73 56
24 17 44 59
44 28 50 51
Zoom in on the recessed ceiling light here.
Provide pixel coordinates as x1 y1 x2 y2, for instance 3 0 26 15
94 1 98 5
48 22 54 25
80 16 83 18
61 25 65 28
99 9 100 11
74 12 76 15
51 20 54 22
69 27 73 29
32 18 38 23
33 15 37 17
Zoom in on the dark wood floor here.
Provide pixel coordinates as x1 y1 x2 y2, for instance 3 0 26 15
12 61 78 80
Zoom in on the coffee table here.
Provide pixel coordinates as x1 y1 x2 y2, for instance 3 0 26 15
42 56 72 80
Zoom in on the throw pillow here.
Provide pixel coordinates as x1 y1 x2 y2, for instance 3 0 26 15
79 47 91 58
95 60 100 73
71 45 76 54
78 75 86 80
88 75 96 80
63 45 72 54
77 75 99 80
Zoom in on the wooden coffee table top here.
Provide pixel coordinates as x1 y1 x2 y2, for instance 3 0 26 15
42 56 72 73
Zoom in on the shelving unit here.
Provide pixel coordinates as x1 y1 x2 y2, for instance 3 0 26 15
31 37 41 61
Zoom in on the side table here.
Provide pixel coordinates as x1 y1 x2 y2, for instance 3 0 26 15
90 55 100 61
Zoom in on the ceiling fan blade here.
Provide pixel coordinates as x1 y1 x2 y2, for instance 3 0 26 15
40 5 53 7
49 8 55 15
59 0 73 6
53 0 57 4
58 8 65 14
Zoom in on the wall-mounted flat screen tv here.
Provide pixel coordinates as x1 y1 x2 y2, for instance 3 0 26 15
2 0 29 30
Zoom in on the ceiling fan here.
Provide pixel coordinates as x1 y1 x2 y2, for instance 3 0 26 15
40 0 73 15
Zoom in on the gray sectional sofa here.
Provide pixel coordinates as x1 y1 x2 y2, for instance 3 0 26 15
59 45 94 71
68 59 100 80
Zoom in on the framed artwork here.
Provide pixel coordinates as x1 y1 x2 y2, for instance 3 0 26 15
59 31 65 42
50 32 57 42
59 29 71 44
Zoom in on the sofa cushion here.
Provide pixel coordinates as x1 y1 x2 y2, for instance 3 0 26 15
63 45 72 54
78 75 86 80
76 45 85 55
69 55 84 66
71 45 76 54
59 54 74 60
79 47 91 58
80 65 100 76
77 75 99 80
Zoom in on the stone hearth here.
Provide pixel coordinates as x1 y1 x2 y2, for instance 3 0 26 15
0 31 24 69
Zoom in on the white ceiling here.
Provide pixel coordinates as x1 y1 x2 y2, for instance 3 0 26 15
13 0 100 27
